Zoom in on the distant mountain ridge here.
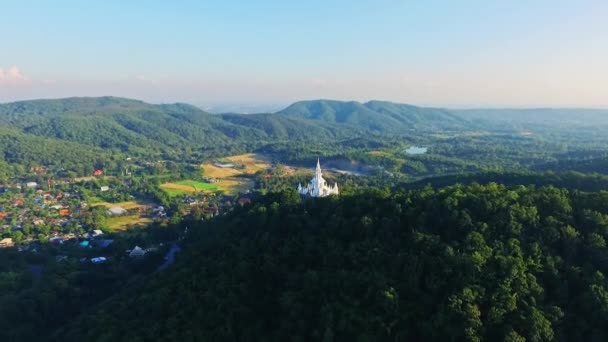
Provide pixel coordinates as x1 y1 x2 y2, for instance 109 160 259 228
277 99 466 132
0 97 472 162
2 96 608 168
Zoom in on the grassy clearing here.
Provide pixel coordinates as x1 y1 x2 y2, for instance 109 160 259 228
197 153 269 195
367 150 391 157
105 214 153 231
201 153 271 178
93 200 155 210
160 179 219 197
215 177 255 195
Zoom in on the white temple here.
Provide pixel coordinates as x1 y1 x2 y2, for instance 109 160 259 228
297 159 339 197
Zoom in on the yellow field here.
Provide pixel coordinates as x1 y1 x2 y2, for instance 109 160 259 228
216 177 255 195
225 153 271 173
198 153 270 194
201 153 271 178
94 200 155 210
105 214 153 231
367 150 390 157
201 164 242 178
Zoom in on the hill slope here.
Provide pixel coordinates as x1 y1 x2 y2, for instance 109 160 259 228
278 99 467 132
55 186 608 341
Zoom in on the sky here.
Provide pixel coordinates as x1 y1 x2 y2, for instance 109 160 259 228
1 0 607 109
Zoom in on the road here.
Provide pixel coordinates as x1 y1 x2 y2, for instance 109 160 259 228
157 241 181 271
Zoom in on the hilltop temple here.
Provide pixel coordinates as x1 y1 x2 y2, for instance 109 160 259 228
297 159 339 197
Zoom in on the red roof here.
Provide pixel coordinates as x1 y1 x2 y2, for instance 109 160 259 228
93 170 104 176
238 197 252 205
13 199 24 206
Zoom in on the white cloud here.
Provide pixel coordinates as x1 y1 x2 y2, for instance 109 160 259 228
0 66 28 83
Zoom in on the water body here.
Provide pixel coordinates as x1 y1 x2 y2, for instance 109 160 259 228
405 146 428 155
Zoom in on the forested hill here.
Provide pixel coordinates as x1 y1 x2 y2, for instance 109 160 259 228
54 185 608 341
0 96 345 153
278 99 467 132
0 97 468 157
454 108 608 129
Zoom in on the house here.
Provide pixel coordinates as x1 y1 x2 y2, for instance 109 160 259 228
13 199 25 206
129 246 146 258
26 182 38 188
59 208 71 216
0 238 14 248
238 197 252 205
91 256 107 264
107 207 127 216
93 170 104 176
153 206 165 213
96 239 114 248
55 255 68 262
50 236 64 245
91 229 104 237
33 219 45 226
213 162 235 168
100 186 110 192
0 212 8 219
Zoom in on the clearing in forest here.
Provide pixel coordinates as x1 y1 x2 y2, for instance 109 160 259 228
160 180 219 197
201 153 271 178
105 215 153 231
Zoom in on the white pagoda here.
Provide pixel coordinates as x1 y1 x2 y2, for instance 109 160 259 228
297 159 339 197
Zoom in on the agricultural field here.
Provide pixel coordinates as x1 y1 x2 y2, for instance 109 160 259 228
201 153 271 178
197 153 270 195
93 200 155 210
367 150 391 157
105 214 153 231
160 180 219 197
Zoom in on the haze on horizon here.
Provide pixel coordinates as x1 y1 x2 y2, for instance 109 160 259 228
1 0 607 109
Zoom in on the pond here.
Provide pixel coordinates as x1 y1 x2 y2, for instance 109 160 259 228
405 146 428 155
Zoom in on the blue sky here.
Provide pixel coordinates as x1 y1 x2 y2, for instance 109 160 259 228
1 0 607 108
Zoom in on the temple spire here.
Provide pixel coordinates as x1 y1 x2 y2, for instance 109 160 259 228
297 159 339 197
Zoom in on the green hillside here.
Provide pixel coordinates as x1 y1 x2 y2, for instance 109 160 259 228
278 99 467 132
54 185 608 341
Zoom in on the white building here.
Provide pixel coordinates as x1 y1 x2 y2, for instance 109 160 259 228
297 159 339 197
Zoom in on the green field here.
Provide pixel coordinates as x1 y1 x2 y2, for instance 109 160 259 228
160 179 219 197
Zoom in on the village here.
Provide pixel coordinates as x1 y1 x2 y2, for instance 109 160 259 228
0 162 256 268
0 152 336 277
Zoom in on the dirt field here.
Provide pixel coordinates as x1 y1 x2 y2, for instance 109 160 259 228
201 153 271 178
198 154 270 195
105 214 153 231
94 200 155 210
367 150 391 157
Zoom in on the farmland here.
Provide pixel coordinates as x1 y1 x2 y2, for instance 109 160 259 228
160 180 219 197
197 153 270 195
105 215 153 231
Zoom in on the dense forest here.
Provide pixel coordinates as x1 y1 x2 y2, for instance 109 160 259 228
3 97 608 341
51 184 608 341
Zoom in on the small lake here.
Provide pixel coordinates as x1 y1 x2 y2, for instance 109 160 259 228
405 146 428 155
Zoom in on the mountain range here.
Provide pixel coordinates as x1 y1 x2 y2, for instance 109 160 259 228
1 96 608 172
